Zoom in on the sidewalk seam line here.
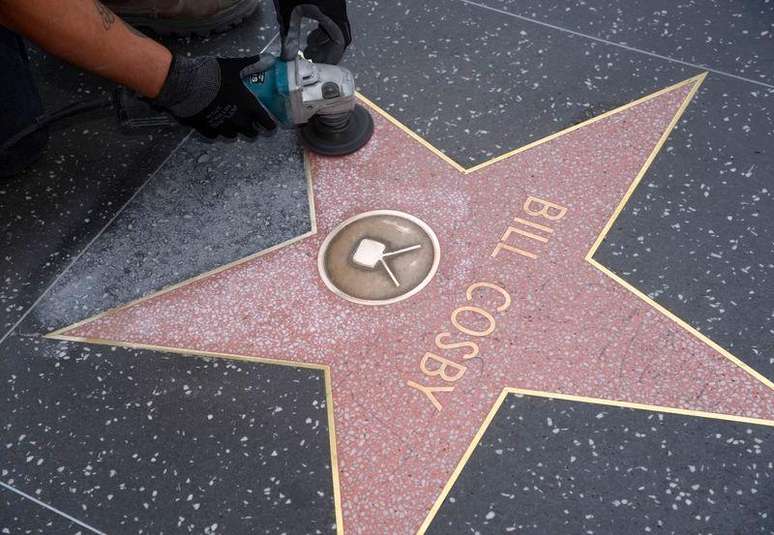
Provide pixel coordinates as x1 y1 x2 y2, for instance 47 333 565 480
0 32 281 350
0 481 107 535
0 131 193 349
458 0 774 90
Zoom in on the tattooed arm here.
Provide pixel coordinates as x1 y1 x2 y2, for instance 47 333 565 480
0 0 171 97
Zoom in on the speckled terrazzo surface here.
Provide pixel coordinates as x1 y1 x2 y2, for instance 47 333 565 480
344 0 700 166
0 55 185 336
594 75 774 383
1 332 337 533
483 0 774 84
429 392 774 534
0 3 277 335
31 131 310 331
1 486 84 534
2 0 774 533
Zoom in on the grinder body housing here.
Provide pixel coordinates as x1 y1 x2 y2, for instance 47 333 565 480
241 56 373 156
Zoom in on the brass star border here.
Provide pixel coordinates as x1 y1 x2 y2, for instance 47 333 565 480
46 71 774 533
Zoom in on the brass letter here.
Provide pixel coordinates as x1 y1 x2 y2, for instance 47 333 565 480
435 332 480 360
451 306 496 337
502 225 548 243
523 196 567 221
513 217 554 233
491 242 537 259
420 352 467 382
406 380 453 411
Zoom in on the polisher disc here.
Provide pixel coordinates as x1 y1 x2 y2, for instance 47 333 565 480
299 104 374 156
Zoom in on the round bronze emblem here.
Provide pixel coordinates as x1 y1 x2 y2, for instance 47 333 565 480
318 210 440 305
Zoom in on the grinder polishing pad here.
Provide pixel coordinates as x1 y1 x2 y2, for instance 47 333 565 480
299 104 374 156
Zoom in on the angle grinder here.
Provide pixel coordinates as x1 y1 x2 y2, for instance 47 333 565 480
2 56 374 158
242 55 373 156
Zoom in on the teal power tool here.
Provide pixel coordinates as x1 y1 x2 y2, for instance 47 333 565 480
5 55 374 157
242 55 373 156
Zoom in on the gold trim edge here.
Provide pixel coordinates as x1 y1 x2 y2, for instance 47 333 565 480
416 385 774 535
44 334 346 534
41 72 774 535
46 153 318 338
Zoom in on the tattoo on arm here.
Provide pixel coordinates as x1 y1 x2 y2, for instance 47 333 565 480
95 0 149 41
94 0 116 30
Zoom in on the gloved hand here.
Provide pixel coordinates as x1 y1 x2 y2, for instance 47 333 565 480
274 1 351 64
304 25 348 64
152 54 276 139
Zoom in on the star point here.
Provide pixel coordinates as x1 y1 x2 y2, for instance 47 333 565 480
48 74 774 534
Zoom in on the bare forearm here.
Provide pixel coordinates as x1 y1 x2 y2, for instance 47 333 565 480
0 0 171 97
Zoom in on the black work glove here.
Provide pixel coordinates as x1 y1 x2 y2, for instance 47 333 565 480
304 25 348 64
274 1 351 64
153 54 276 139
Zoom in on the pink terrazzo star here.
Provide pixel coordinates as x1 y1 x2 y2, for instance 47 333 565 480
50 74 774 534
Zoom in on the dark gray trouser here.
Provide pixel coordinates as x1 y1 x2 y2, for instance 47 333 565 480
0 26 43 144
0 26 47 176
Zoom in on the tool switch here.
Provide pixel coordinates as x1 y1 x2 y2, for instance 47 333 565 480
322 82 340 99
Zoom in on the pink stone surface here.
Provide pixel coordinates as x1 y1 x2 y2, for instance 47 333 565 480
59 79 774 533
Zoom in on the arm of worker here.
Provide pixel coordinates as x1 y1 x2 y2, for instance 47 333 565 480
0 0 275 138
0 0 171 98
